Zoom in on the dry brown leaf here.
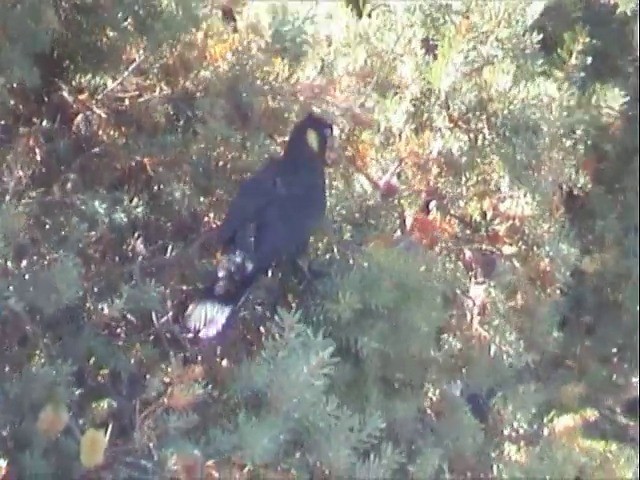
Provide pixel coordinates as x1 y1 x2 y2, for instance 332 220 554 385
165 385 200 411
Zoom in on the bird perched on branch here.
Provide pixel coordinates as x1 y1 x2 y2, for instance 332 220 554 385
185 112 334 338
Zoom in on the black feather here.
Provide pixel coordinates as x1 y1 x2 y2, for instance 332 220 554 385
185 112 333 338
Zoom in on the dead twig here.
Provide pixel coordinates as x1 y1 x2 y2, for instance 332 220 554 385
97 54 146 100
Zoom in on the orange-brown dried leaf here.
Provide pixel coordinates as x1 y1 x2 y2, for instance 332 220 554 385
365 233 397 250
581 155 598 181
409 208 458 249
549 410 598 440
347 109 375 129
350 139 374 170
437 214 458 238
206 35 240 65
171 451 204 480
165 385 199 411
531 257 555 290
409 214 438 249
409 212 456 249
176 364 206 384
491 197 529 225
164 65 185 90
486 228 506 248
121 42 145 64
492 221 522 245
204 460 221 480
295 81 333 101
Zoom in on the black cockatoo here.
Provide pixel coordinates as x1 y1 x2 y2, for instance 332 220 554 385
185 112 334 338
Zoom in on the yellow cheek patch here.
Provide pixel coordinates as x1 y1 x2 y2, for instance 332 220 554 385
306 128 320 153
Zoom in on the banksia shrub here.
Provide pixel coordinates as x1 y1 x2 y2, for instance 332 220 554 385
0 0 637 478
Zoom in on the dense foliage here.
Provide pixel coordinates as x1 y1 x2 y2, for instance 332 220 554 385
0 0 638 478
